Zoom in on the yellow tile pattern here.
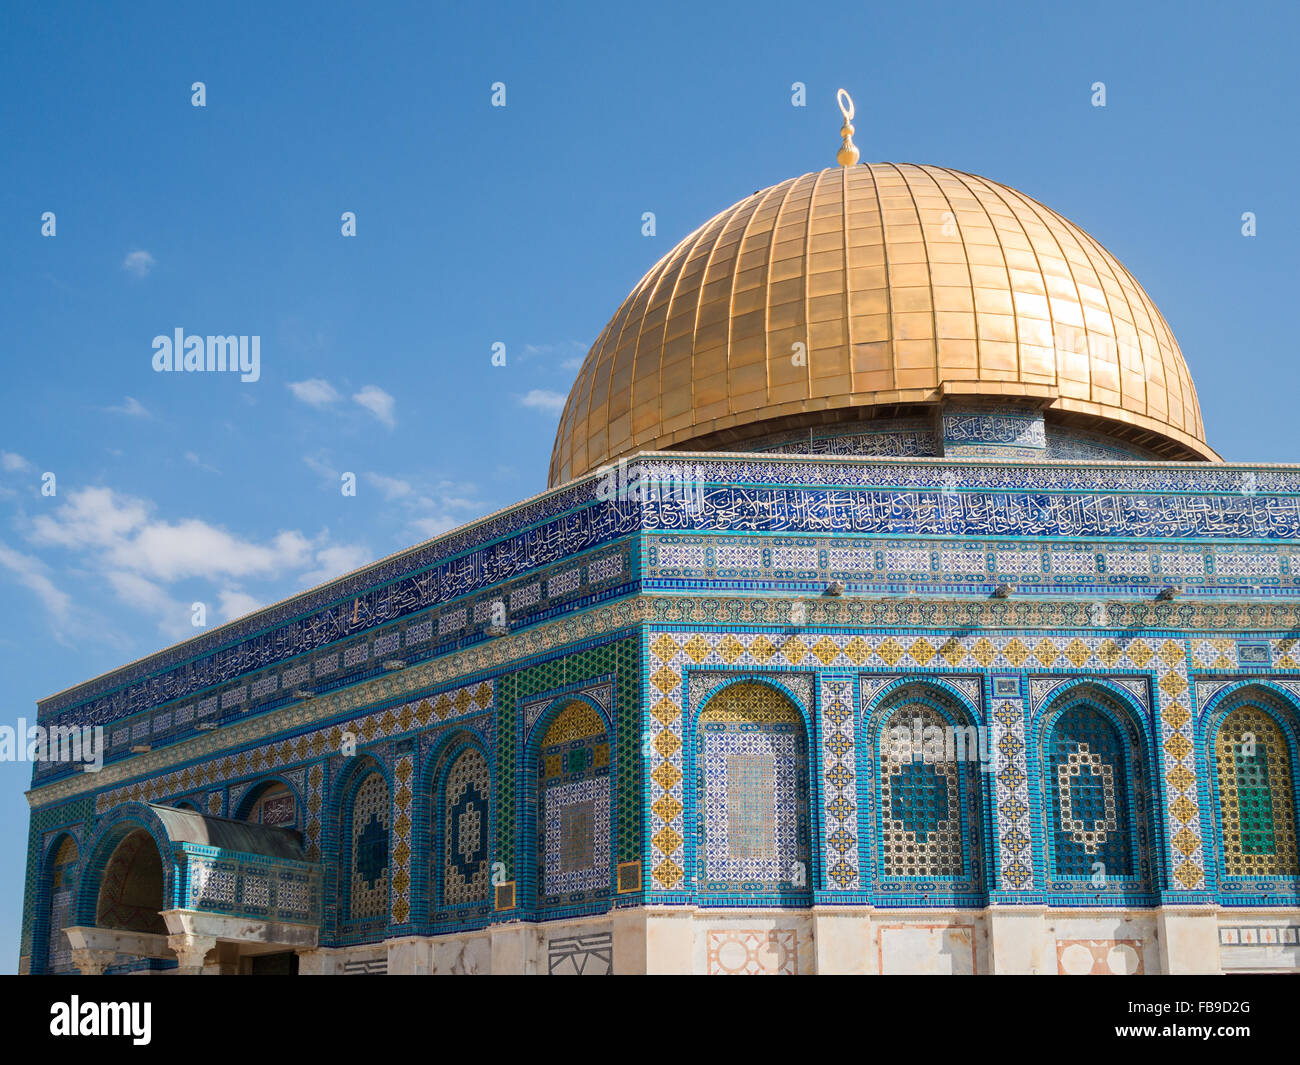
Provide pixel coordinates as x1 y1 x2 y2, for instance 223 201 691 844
644 629 1207 892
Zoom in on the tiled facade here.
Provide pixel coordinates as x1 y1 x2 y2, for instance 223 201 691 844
19 451 1300 974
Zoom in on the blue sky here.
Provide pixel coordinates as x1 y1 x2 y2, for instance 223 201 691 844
0 0 1296 967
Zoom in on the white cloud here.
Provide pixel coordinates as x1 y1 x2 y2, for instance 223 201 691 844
365 473 413 501
520 340 588 368
360 470 484 544
0 538 131 648
353 385 396 428
30 486 150 550
122 249 156 278
184 451 219 473
120 524 314 582
106 396 150 417
409 515 459 539
300 544 372 587
29 485 319 584
217 587 263 621
288 379 342 408
519 389 567 415
103 571 192 640
105 569 180 613
16 482 374 644
0 540 71 620
1 451 31 472
303 452 338 483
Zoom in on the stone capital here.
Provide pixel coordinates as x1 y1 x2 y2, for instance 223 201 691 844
167 933 217 973
69 947 118 976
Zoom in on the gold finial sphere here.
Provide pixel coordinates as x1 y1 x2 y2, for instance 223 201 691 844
835 88 860 167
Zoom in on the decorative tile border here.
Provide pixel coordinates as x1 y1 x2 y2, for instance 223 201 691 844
92 680 492 814
644 628 1208 894
821 675 858 889
31 593 1300 812
39 449 1300 736
991 677 1032 889
1219 925 1300 945
390 754 414 924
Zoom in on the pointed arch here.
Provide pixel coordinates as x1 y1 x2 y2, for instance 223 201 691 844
862 681 990 902
424 729 493 916
529 697 613 911
233 775 302 830
689 679 812 902
1034 683 1157 899
33 832 80 974
74 804 177 934
1206 688 1300 881
333 756 393 928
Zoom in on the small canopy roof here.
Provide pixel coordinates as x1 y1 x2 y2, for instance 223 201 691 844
146 802 306 861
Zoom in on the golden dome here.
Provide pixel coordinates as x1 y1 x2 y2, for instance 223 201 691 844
549 163 1215 486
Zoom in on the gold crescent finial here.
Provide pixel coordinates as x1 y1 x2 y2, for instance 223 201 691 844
836 88 860 168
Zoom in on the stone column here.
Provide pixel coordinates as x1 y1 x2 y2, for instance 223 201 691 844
70 948 118 976
1156 906 1222 974
167 933 217 975
986 905 1051 974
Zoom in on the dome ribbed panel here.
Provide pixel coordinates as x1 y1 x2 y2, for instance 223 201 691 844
549 164 1213 486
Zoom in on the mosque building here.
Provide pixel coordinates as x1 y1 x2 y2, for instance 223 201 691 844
20 93 1300 975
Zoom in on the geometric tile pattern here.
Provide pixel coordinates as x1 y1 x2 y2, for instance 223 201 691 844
821 675 859 889
1214 705 1299 876
93 679 494 814
547 930 613 975
183 848 320 925
523 679 613 739
696 682 808 894
305 764 324 861
538 703 611 904
45 836 78 973
1219 925 1300 945
34 450 1300 755
877 702 969 878
390 755 414 924
646 533 1300 597
1047 708 1132 878
688 670 813 719
38 598 1300 817
1056 939 1144 975
23 585 1300 957
645 628 1206 892
991 681 1032 890
706 929 798 975
497 636 638 895
442 747 491 906
349 772 390 923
